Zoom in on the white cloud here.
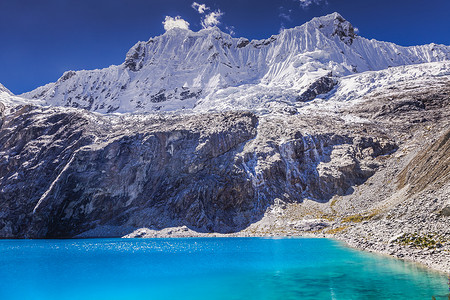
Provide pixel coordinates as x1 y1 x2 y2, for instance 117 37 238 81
162 16 190 31
279 12 292 22
191 2 224 29
279 6 293 22
192 2 209 14
202 10 223 28
298 0 325 8
226 25 235 36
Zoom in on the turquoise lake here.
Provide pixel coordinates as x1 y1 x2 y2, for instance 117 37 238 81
0 237 447 299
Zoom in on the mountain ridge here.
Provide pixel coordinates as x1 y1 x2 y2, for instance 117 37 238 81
20 12 450 114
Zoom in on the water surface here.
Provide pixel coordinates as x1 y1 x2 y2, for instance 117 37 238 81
0 238 447 299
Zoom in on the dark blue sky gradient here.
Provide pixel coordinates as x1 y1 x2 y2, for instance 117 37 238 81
1 0 449 94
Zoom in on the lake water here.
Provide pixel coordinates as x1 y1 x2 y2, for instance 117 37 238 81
0 238 447 299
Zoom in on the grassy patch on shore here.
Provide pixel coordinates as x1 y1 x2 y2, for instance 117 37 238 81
394 233 447 249
342 209 382 223
326 226 349 234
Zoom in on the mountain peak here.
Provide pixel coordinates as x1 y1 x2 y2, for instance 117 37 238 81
199 26 222 33
310 12 347 25
308 12 356 45
164 27 192 35
0 83 13 96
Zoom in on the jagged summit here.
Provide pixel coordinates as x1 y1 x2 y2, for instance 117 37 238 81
309 12 356 44
21 13 450 114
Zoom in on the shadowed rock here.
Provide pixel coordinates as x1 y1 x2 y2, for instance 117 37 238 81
297 75 336 102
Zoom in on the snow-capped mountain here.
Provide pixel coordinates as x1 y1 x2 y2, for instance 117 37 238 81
21 12 450 113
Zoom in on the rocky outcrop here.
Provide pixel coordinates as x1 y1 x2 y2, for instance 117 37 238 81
330 13 357 45
0 101 397 238
124 41 147 72
296 75 336 102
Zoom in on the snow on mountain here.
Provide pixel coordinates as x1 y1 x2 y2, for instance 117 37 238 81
21 12 450 114
329 60 450 103
294 60 450 118
0 83 42 108
0 83 13 96
197 61 450 115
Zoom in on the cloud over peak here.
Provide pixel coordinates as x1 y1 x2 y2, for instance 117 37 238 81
192 2 209 14
202 9 223 28
191 2 224 28
162 16 190 31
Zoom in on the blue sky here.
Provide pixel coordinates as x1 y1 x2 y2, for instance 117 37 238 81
1 0 449 94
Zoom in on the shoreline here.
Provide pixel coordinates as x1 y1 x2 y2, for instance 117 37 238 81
333 236 450 276
120 225 450 275
1 227 447 275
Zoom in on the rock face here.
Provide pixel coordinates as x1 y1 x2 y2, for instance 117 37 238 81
296 74 336 102
0 102 397 238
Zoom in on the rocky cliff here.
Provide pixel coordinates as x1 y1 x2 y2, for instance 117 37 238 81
0 102 398 238
227 68 450 272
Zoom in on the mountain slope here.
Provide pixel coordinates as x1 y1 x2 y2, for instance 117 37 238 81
0 102 398 238
21 12 450 114
0 83 42 110
1 60 448 241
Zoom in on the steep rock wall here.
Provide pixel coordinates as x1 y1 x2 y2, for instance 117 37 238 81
0 104 396 238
